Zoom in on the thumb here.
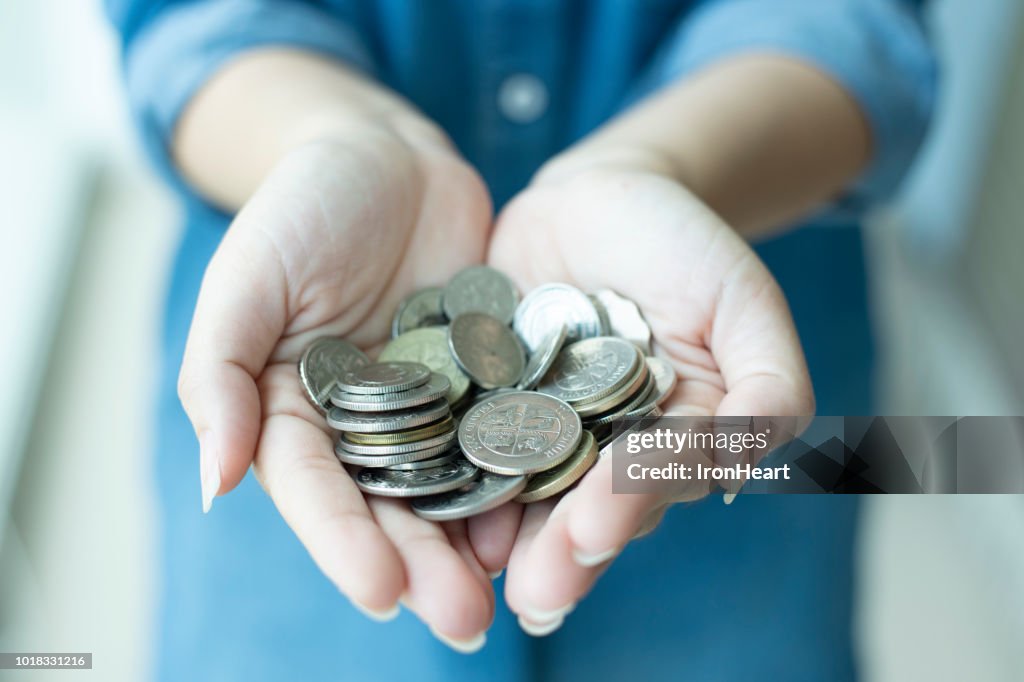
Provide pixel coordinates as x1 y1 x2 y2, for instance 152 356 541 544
179 212 287 512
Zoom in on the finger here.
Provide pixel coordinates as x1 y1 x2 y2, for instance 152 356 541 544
441 519 496 600
179 212 288 510
506 455 672 632
633 503 669 539
467 502 524 576
369 498 494 651
503 498 559 618
252 408 406 618
441 519 492 585
505 496 593 637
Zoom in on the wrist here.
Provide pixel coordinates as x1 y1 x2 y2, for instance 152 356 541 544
530 141 687 188
174 48 459 208
285 101 455 161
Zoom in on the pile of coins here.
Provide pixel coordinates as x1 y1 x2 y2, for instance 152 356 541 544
298 266 676 521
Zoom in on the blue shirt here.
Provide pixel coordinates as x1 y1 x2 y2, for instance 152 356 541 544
104 2 936 680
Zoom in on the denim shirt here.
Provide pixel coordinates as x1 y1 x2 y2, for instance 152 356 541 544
106 0 936 411
108 0 934 208
102 2 936 680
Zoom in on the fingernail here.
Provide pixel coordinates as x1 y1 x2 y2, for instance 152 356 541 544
430 628 486 654
723 492 737 505
572 546 618 567
522 601 574 624
518 614 564 637
350 599 400 623
488 569 504 580
199 432 221 514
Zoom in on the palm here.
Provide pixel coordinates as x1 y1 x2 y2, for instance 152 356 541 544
259 136 488 355
486 167 813 628
490 168 741 416
183 136 500 643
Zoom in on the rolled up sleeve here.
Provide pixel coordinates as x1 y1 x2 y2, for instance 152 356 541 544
105 0 375 190
634 0 938 209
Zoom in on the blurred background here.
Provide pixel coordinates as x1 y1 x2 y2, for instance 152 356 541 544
0 1 1022 680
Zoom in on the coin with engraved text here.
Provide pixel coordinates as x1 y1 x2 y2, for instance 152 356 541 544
299 337 369 410
354 458 479 498
537 337 641 407
459 391 581 475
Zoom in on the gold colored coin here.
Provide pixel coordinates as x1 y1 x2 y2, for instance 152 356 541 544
344 416 455 446
514 431 598 503
380 327 471 405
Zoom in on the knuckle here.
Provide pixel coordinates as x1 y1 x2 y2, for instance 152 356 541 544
176 365 201 412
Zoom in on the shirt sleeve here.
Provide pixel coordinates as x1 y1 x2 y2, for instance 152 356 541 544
104 0 376 194
631 0 938 212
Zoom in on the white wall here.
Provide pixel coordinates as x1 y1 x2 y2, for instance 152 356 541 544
0 2 175 680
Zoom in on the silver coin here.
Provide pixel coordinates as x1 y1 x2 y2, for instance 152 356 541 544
537 337 641 407
448 313 525 389
411 470 527 521
339 425 457 454
298 337 369 410
513 283 604 352
335 440 456 467
622 394 664 420
593 289 652 355
583 367 655 425
516 323 567 390
609 376 666 423
386 448 460 471
392 287 446 338
474 387 518 402
459 391 582 475
380 327 471 405
326 398 449 433
329 373 450 411
595 405 664 450
589 294 612 335
442 265 519 324
576 356 650 418
355 458 479 498
337 361 431 395
645 356 678 406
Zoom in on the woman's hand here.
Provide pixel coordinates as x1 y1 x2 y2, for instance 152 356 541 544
177 123 501 649
486 152 815 633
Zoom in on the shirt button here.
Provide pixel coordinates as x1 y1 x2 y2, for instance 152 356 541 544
497 73 549 124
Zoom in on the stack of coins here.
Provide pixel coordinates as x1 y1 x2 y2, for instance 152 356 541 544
298 265 676 521
535 337 678 447
324 362 468 483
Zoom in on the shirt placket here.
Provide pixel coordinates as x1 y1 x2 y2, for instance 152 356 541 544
475 0 564 207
